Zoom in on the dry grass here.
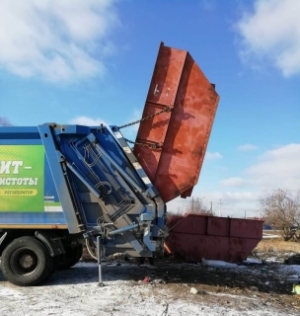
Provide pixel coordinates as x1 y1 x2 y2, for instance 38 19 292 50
254 238 300 253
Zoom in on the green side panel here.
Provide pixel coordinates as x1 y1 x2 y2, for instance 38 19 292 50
0 145 45 212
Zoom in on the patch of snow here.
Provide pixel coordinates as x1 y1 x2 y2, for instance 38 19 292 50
265 256 281 263
262 234 281 239
201 259 239 269
286 275 299 283
244 258 263 264
280 265 300 275
0 262 298 316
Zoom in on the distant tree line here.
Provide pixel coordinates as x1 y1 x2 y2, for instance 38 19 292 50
185 197 213 215
0 117 12 126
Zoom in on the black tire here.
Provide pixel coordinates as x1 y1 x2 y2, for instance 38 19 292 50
58 244 83 270
1 236 54 286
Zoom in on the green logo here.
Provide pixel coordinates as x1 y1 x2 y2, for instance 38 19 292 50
0 145 44 212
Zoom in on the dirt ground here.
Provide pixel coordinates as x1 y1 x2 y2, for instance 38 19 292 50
1 239 300 316
82 239 300 314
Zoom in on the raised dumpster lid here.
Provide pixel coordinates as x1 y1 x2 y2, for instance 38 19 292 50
134 43 220 202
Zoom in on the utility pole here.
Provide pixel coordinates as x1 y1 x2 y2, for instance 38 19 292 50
218 199 223 217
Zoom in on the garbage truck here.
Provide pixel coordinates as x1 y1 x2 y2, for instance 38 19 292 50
0 43 219 286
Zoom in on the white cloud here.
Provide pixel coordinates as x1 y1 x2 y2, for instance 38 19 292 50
220 143 300 191
70 116 108 126
247 143 300 190
70 110 142 140
205 151 223 160
168 143 300 218
124 109 142 133
0 0 120 82
238 144 258 152
220 177 247 187
117 108 144 141
236 0 300 77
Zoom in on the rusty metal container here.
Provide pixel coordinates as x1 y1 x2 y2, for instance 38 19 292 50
134 43 219 202
165 214 264 263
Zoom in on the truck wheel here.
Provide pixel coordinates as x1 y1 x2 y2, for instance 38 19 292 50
1 236 54 286
72 244 83 265
58 244 83 270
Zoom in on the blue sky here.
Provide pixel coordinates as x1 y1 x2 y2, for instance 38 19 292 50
0 0 299 217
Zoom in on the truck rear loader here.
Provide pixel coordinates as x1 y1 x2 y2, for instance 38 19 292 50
0 43 219 286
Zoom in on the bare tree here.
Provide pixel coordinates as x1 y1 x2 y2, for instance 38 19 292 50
260 189 300 241
186 197 212 215
0 117 12 126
